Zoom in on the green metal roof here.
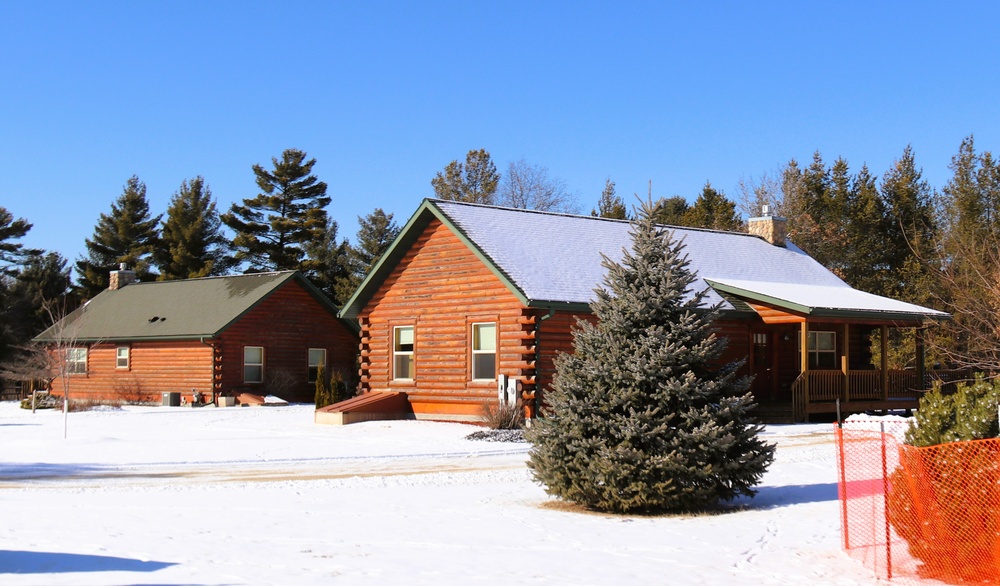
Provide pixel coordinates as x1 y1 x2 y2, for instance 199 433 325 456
34 271 344 343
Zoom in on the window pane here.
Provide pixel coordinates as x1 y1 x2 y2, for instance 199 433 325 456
816 352 837 369
816 332 836 351
308 348 326 367
244 365 263 383
473 353 495 380
395 326 414 349
244 346 263 364
473 323 496 352
394 354 414 379
116 346 129 368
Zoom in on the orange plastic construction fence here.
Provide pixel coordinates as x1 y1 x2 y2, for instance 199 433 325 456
836 420 1000 584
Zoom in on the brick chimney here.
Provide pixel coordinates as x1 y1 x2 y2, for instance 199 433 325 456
109 264 137 290
747 205 787 247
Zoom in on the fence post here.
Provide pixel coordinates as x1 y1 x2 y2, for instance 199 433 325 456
881 422 892 580
837 424 850 549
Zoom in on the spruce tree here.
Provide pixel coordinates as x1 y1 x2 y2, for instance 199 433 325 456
526 200 774 513
75 176 161 297
155 176 231 280
222 148 331 273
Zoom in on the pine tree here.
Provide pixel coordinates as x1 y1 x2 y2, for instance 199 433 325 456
0 207 36 276
591 179 628 219
682 182 743 231
155 177 231 280
303 216 350 304
526 200 774 513
314 363 332 408
651 195 690 225
75 175 161 298
431 149 499 204
222 148 331 273
334 208 401 304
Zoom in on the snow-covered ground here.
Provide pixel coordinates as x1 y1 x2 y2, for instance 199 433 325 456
0 402 879 585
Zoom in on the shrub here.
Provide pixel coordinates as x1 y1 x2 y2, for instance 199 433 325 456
113 375 156 405
887 374 1000 582
481 399 524 430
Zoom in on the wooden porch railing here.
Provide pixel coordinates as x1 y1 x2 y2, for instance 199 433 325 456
790 369 968 422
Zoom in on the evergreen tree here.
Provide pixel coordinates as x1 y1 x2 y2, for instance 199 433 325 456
591 179 628 219
682 183 743 231
334 208 400 304
0 207 36 276
0 252 72 363
931 136 1000 370
303 216 350 304
526 200 774 513
431 149 499 204
880 145 938 306
651 195 690 225
843 164 891 295
222 148 331 273
314 363 333 408
155 177 231 280
75 176 161 297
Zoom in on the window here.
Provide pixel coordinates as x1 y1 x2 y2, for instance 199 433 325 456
66 347 87 374
244 346 264 383
799 331 837 369
308 348 326 383
393 326 414 380
471 322 496 380
116 346 129 369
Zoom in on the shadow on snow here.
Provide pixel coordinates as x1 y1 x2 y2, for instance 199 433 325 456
0 550 176 574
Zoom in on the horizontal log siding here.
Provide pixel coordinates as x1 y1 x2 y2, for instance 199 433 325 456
217 281 358 403
49 341 213 403
360 220 535 418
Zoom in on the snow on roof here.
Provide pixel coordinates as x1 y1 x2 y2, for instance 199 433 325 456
433 200 944 318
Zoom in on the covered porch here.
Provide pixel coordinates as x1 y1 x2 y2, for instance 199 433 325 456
706 278 951 423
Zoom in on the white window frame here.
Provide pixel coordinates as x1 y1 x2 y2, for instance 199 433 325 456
66 347 87 375
244 346 264 384
308 348 326 383
393 326 415 381
798 331 837 370
116 346 130 369
471 322 497 381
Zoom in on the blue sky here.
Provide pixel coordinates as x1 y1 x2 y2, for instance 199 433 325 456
3 2 999 271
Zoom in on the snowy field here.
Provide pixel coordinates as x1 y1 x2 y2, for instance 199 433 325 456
0 402 880 585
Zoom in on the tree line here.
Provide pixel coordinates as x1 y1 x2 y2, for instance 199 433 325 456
3 138 1000 373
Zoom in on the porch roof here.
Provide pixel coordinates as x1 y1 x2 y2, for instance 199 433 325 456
705 278 949 322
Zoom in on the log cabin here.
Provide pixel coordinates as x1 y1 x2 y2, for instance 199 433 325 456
35 270 358 404
332 198 949 424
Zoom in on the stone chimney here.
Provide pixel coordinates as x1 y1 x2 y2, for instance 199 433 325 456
109 263 137 290
747 205 787 247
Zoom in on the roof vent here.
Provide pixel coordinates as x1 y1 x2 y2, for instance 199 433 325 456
148 316 159 323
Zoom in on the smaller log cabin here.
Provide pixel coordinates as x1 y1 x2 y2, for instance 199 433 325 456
35 270 357 404
337 199 949 424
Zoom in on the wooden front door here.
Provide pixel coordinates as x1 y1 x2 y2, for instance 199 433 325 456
750 331 775 400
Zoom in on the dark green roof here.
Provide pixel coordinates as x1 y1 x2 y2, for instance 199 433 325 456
35 271 343 343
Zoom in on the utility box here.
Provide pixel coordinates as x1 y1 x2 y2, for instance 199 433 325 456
218 396 236 407
162 392 181 407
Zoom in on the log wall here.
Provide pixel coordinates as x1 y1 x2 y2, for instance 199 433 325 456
359 219 536 420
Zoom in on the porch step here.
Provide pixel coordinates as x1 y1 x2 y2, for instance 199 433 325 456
752 401 795 425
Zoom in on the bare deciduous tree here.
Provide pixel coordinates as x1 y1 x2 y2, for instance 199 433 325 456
497 159 579 213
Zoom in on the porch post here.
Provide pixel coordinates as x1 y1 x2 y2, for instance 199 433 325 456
881 325 889 401
801 321 810 406
842 323 850 404
916 326 926 392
